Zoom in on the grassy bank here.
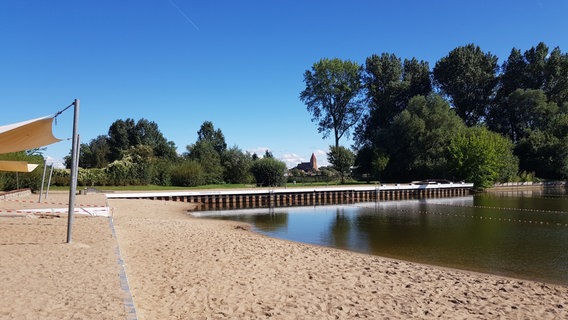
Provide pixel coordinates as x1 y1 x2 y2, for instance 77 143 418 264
47 180 381 192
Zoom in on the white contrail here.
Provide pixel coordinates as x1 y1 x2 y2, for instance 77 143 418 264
168 0 199 30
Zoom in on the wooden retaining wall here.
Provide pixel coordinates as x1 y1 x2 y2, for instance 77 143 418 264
107 184 474 211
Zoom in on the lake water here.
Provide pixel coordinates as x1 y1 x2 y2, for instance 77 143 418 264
194 188 568 285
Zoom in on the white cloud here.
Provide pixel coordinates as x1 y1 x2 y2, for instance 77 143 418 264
247 147 271 157
278 149 330 169
280 153 305 168
313 148 328 157
248 147 332 169
45 155 66 169
313 149 330 167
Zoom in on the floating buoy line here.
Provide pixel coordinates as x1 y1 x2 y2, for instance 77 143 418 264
429 202 568 215
357 205 568 228
483 193 568 200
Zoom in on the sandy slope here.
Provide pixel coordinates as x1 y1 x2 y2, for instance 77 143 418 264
111 198 567 319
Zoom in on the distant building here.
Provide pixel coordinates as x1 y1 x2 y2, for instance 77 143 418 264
295 153 318 173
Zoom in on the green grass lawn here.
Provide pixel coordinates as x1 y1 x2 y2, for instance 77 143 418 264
49 184 252 192
47 180 379 192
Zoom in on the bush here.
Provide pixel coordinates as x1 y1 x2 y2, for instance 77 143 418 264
51 168 70 186
517 171 539 183
0 152 44 191
151 159 174 186
0 171 42 191
250 158 287 187
78 168 108 186
171 161 205 187
105 158 137 185
449 126 519 189
287 167 339 184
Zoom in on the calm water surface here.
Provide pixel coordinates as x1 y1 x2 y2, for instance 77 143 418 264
194 188 568 285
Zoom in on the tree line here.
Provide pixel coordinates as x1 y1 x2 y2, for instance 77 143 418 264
48 119 288 188
300 42 568 188
3 42 566 191
1 118 334 190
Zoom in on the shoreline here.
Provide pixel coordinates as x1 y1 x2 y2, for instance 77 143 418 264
190 194 568 287
217 217 567 287
1 192 567 319
193 211 568 287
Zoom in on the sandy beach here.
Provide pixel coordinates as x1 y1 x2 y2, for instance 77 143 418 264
1 191 567 319
0 192 126 320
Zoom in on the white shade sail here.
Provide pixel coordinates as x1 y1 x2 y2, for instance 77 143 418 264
0 160 39 172
0 116 61 154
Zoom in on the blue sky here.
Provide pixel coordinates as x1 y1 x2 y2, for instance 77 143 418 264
1 0 567 168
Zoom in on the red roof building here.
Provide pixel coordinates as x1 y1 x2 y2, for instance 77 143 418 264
295 153 318 172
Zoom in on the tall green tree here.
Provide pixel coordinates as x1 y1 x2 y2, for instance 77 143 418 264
263 150 273 158
362 54 431 130
515 110 568 179
185 121 227 184
380 94 466 181
544 46 568 105
523 42 549 90
197 121 227 154
300 58 365 147
490 43 568 144
515 131 566 179
495 43 567 101
186 141 223 184
107 118 136 161
107 118 177 162
495 48 527 102
134 119 178 160
353 145 389 182
488 89 558 142
433 44 499 126
70 135 110 169
363 53 404 130
354 54 431 181
328 146 355 183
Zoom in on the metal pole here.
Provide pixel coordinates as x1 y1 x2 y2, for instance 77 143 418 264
45 164 54 199
67 99 80 243
39 158 47 202
74 135 80 185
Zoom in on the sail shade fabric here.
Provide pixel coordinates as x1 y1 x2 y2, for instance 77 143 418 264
0 116 61 154
0 160 39 172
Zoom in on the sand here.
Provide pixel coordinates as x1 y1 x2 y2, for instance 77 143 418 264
0 192 126 320
1 191 567 319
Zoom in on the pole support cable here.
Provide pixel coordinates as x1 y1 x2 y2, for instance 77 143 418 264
53 102 76 124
